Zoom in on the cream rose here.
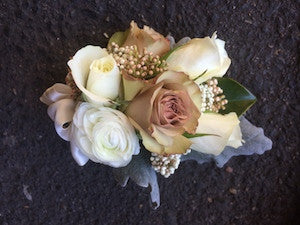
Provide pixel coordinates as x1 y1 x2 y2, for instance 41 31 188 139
67 45 121 105
71 102 140 167
190 112 242 156
166 32 231 84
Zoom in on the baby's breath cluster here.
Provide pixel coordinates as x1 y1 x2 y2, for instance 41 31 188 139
199 78 228 113
65 72 82 101
150 153 181 178
108 42 167 80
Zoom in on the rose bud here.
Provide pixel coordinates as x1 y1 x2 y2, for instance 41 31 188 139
67 45 120 105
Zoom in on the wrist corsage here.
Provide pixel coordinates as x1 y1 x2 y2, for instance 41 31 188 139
40 21 272 209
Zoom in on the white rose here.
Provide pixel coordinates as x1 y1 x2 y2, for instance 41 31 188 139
67 45 121 105
71 102 140 167
166 32 231 84
190 112 242 156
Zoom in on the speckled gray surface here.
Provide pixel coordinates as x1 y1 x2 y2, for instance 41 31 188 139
0 0 299 224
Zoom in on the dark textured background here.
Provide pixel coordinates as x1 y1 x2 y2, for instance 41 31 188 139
0 0 299 224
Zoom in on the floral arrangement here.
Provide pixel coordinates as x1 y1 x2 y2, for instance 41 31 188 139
40 21 272 208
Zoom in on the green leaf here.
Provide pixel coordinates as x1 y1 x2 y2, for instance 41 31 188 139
216 77 256 116
114 97 131 112
160 45 181 61
136 131 142 140
107 29 129 48
183 132 219 138
81 93 88 102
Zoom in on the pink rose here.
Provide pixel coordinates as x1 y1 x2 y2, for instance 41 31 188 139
122 21 170 57
126 71 201 154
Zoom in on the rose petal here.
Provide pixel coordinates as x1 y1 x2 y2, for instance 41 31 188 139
156 71 202 113
227 124 243 148
122 21 170 56
151 124 173 147
164 135 191 155
157 73 201 134
86 55 120 100
122 71 148 101
128 117 164 154
126 82 164 131
190 112 241 155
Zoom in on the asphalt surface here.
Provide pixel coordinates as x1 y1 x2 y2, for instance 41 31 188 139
0 0 299 224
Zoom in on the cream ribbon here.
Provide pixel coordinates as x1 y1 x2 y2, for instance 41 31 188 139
40 83 89 166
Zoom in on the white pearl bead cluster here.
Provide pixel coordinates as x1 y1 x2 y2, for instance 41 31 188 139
199 78 228 113
150 153 181 178
199 83 215 112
